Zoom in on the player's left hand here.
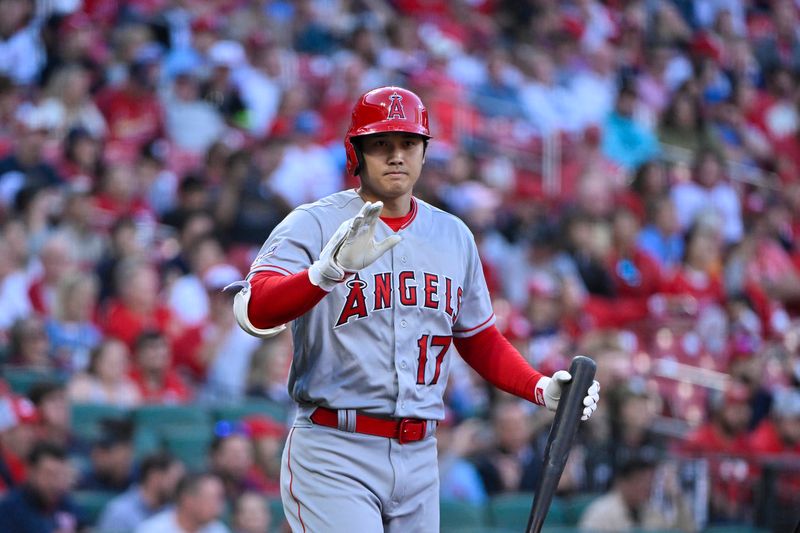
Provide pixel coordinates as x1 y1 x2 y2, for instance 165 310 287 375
537 371 600 421
309 201 401 291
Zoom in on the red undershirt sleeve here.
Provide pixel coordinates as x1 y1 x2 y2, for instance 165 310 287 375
247 270 327 329
454 325 546 405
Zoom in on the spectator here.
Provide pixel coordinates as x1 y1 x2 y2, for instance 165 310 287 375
38 64 107 140
750 387 800 455
0 442 81 533
241 416 285 497
0 235 30 337
671 149 743 244
7 316 52 370
160 174 211 232
95 54 164 164
27 233 77 318
195 264 260 398
91 163 155 234
201 40 249 128
658 87 719 156
58 188 106 267
578 456 693 532
473 400 542 496
637 195 684 273
245 331 293 408
0 0 44 85
601 84 660 171
214 144 291 247
268 111 343 208
605 383 665 471
660 223 726 309
0 394 40 492
129 330 191 404
79 418 135 492
437 415 487 505
162 70 225 156
0 108 63 211
166 233 225 328
209 431 256 503
95 218 146 303
96 452 185 533
45 271 102 372
101 260 177 349
67 338 141 407
680 382 754 523
231 491 271 533
135 472 230 533
28 382 74 451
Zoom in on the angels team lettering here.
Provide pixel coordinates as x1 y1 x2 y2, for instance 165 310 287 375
335 271 461 327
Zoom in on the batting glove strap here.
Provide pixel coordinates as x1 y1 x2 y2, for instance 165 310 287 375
227 280 287 338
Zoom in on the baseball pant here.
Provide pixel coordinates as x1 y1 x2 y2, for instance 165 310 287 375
280 413 440 532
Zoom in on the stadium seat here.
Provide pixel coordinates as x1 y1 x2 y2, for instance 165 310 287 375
268 497 286 533
162 427 213 472
212 399 288 424
562 493 601 525
132 426 161 460
440 499 488 529
73 490 116 525
3 368 65 394
702 527 771 533
133 404 211 430
71 403 130 441
488 493 567 529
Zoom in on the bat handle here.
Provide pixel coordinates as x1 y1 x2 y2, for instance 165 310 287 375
526 355 597 533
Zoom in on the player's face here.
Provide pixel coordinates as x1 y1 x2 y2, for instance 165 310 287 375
358 133 425 200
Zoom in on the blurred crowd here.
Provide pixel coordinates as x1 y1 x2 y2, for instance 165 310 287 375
1 0 800 531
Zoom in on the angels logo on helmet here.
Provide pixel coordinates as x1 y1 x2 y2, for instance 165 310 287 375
387 92 406 119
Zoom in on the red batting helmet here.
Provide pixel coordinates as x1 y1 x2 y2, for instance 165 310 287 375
345 86 432 176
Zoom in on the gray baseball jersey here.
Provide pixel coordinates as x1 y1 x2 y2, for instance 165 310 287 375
248 189 495 421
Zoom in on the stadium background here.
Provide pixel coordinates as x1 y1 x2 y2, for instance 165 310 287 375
0 0 799 531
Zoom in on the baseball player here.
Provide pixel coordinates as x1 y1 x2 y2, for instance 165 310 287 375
230 86 601 532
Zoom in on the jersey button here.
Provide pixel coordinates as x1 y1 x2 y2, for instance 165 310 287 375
400 320 407 328
401 255 408 263
400 361 407 368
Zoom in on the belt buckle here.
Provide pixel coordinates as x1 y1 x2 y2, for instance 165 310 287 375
398 418 426 444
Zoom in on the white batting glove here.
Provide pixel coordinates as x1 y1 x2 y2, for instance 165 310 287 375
535 370 601 421
308 201 402 291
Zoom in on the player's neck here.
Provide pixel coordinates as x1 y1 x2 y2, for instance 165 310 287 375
356 188 412 218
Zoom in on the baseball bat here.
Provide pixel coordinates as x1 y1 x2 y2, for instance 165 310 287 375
526 355 597 533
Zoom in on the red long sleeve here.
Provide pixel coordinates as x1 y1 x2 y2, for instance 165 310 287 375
248 270 328 329
454 325 545 404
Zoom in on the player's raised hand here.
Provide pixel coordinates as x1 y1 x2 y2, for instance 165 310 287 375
536 371 601 421
309 201 402 291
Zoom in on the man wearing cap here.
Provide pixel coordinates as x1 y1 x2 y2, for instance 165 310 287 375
0 394 40 494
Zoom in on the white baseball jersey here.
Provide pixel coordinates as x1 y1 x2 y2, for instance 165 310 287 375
248 189 495 420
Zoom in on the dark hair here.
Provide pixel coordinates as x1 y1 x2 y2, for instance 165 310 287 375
93 418 134 449
616 455 658 480
87 338 126 376
27 442 68 466
175 472 219 500
139 452 178 483
133 330 166 353
27 381 65 407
